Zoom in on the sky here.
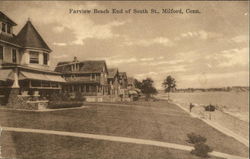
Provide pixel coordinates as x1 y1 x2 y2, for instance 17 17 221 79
0 1 249 89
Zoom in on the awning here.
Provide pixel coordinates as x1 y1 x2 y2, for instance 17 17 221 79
0 69 13 81
19 71 65 83
129 90 138 95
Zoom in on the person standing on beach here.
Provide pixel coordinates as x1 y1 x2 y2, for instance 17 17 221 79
190 103 194 112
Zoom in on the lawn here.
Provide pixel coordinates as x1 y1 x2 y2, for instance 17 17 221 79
0 100 248 158
1 131 223 159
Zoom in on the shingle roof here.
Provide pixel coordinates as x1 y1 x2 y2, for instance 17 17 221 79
0 34 21 47
16 20 51 52
55 60 107 73
108 68 118 78
119 72 127 77
0 11 17 26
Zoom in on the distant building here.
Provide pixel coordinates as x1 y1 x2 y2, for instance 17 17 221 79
55 58 109 97
107 68 120 96
0 11 65 108
127 77 135 89
118 72 128 89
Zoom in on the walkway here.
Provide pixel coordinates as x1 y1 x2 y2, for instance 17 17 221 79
1 126 248 159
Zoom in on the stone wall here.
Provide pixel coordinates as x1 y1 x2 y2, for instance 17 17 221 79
6 88 48 110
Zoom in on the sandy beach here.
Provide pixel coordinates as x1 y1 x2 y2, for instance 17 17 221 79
157 93 249 141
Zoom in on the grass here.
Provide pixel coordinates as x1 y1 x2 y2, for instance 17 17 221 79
1 131 223 159
0 100 248 158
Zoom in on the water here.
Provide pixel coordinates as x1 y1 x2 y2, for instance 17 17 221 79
158 91 249 122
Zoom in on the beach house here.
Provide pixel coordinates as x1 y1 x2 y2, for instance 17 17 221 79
55 58 109 101
107 68 120 96
0 11 65 109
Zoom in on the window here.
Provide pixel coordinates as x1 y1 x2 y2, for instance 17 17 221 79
0 46 3 60
29 51 39 64
7 24 11 34
43 53 48 65
12 49 17 63
2 23 6 32
90 74 96 80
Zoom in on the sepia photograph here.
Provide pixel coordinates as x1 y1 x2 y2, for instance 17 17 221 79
0 1 249 159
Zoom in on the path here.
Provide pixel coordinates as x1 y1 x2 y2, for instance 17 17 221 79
1 126 247 159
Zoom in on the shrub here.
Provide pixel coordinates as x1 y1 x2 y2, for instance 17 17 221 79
48 92 85 109
74 92 85 102
49 92 62 101
187 132 207 144
191 142 213 158
48 101 83 109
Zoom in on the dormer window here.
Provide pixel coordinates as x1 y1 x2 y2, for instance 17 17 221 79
29 51 39 64
7 24 11 34
2 23 6 32
43 53 48 65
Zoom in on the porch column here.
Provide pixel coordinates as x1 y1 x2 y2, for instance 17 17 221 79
12 68 19 88
7 68 20 109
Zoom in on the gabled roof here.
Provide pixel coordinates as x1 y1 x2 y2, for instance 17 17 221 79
55 60 108 74
119 72 127 79
16 20 51 52
108 68 118 78
0 11 17 26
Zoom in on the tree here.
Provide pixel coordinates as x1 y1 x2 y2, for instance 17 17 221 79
134 79 143 90
141 78 158 101
162 75 176 100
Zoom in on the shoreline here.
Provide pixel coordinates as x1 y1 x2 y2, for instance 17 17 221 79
163 99 249 146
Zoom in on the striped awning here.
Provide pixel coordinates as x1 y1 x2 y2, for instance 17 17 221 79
0 69 13 81
19 71 65 83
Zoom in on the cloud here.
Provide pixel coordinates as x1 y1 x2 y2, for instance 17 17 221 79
135 72 159 79
53 42 67 46
141 59 184 66
104 57 138 65
52 54 69 59
124 37 174 47
53 26 65 33
231 35 248 43
176 30 222 41
6 2 126 46
219 48 249 67
140 57 154 61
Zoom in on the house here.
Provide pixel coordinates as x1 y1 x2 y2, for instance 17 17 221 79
107 68 120 96
0 11 65 109
127 77 135 89
55 58 109 100
118 72 128 89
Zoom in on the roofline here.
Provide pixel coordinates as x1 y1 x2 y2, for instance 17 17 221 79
56 60 107 68
0 39 22 48
0 11 17 26
2 64 62 75
23 46 52 52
